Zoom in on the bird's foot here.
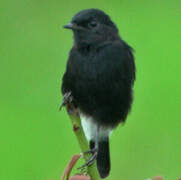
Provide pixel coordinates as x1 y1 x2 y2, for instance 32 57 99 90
60 92 79 116
82 148 97 155
78 150 97 169
59 92 73 110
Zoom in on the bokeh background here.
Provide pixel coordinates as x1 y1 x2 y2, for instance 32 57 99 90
0 0 181 179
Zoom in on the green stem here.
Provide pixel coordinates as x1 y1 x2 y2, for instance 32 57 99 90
68 112 100 180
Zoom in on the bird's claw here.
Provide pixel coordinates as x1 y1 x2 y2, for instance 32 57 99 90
81 148 97 155
59 92 73 110
78 150 97 169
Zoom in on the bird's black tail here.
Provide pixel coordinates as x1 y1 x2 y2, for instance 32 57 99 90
96 137 110 178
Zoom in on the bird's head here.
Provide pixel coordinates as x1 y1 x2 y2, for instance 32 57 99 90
63 9 119 48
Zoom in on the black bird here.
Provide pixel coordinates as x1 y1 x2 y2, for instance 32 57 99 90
61 9 136 178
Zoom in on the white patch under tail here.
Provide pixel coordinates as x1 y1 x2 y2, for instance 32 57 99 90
79 111 112 141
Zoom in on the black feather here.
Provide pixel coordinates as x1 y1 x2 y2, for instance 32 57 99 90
62 40 135 127
96 138 110 178
61 9 136 178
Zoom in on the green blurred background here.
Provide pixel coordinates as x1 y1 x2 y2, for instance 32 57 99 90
0 0 181 179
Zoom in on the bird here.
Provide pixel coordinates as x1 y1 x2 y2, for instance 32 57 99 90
61 9 136 179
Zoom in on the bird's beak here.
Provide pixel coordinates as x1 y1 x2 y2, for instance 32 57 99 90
63 23 86 31
63 23 75 30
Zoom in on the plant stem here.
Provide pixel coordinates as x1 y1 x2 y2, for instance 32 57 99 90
67 110 100 180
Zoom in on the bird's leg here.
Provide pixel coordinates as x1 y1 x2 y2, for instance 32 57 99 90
78 151 98 169
82 147 97 155
78 126 99 169
59 91 73 110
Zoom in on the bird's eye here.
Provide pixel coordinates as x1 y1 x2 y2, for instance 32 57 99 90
88 21 97 28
